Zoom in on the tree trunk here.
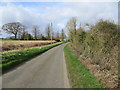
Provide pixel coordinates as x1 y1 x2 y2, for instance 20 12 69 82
15 34 17 39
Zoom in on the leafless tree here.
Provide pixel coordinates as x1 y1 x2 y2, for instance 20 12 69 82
66 17 77 35
45 24 51 40
2 22 25 39
61 29 66 41
32 26 40 40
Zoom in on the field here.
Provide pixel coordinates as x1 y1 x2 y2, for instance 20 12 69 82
1 40 56 52
1 42 64 74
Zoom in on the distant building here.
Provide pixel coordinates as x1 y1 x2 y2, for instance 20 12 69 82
53 37 60 40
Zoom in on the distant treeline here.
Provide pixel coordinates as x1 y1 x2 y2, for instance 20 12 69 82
1 22 66 41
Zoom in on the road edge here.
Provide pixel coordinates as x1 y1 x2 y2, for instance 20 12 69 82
63 44 70 88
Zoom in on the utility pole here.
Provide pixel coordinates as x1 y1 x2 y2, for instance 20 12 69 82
50 22 52 44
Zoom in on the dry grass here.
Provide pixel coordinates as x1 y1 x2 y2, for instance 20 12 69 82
1 40 56 52
78 55 118 88
71 45 119 88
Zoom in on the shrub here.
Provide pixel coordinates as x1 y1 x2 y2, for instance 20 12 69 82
67 19 119 88
54 39 61 42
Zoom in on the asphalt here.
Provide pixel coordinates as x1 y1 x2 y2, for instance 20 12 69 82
2 44 70 88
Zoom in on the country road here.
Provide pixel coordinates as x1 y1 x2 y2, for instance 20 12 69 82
2 44 70 88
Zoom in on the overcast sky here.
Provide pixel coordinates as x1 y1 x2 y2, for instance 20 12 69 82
0 0 118 38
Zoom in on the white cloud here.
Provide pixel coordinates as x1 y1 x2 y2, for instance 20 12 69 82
0 2 118 38
0 3 48 35
1 0 119 2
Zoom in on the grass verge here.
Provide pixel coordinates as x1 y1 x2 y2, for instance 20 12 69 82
0 42 64 74
64 44 104 88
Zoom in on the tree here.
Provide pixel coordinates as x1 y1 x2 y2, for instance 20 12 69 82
52 31 54 38
61 29 66 41
66 17 77 35
45 24 51 40
21 32 33 40
40 34 47 40
27 33 33 40
17 26 27 40
20 27 26 40
2 22 25 39
92 19 117 34
32 26 40 40
91 19 118 48
66 17 77 42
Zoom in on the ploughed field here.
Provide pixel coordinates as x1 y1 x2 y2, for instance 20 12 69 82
1 40 56 52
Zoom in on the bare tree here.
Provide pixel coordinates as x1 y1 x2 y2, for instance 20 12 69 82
66 17 77 35
45 24 51 40
52 31 55 38
32 26 40 40
2 22 25 39
66 17 77 43
17 26 27 40
61 29 66 41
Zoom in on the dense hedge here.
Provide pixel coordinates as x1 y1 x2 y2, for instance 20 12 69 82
67 19 119 88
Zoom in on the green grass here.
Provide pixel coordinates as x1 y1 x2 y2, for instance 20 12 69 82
0 42 64 73
64 44 104 88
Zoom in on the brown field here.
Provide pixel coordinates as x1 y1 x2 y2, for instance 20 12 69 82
1 40 56 52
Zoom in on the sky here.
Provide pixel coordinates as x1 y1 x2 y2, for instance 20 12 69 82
0 0 118 38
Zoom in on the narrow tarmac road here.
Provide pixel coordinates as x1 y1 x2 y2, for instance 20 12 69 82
2 44 70 88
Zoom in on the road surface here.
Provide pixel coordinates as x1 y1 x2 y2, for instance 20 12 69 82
2 44 70 88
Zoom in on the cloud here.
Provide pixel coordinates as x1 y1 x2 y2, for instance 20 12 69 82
0 3 48 35
1 0 119 2
0 2 118 38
